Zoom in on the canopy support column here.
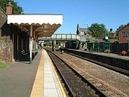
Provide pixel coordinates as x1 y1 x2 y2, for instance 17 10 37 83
29 25 33 64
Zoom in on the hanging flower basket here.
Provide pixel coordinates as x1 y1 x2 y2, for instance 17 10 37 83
121 50 127 56
104 49 111 53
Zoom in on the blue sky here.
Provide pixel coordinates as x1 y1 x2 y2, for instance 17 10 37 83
15 0 129 34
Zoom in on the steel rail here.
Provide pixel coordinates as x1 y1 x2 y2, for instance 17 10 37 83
65 51 129 76
46 50 107 97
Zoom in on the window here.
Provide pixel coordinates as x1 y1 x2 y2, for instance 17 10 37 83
125 32 127 37
127 32 129 37
122 32 125 36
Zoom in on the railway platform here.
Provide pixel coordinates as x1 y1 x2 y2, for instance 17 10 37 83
30 49 66 97
87 51 129 60
0 49 66 97
76 49 129 60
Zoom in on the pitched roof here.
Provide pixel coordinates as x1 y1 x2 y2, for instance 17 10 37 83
78 28 87 32
117 23 129 33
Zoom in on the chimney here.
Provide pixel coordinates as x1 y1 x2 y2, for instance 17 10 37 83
6 2 12 15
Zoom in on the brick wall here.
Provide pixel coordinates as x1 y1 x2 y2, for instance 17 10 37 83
0 9 13 63
118 24 129 43
0 29 13 63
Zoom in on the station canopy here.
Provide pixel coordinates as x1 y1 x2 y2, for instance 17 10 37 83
7 14 63 37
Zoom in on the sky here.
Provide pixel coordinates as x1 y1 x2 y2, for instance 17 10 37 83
14 0 129 34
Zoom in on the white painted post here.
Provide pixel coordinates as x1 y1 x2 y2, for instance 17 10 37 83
29 25 33 64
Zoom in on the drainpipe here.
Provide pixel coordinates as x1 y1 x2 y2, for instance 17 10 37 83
29 25 33 64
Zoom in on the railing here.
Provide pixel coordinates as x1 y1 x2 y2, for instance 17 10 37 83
38 34 90 42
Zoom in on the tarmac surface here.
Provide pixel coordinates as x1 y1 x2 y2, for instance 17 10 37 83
0 50 42 97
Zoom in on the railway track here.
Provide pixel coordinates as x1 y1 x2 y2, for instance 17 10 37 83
64 50 129 76
46 50 106 97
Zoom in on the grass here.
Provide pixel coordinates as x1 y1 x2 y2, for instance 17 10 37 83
0 61 10 71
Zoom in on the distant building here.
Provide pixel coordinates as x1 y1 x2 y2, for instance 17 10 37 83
75 24 93 49
117 23 129 43
108 29 118 43
76 24 92 35
108 29 117 38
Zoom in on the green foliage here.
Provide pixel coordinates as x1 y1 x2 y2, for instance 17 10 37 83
0 0 23 14
45 41 52 46
89 37 95 42
89 23 108 38
0 61 9 70
116 24 125 32
0 0 8 11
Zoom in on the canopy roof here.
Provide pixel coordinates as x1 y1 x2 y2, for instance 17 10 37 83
7 14 63 37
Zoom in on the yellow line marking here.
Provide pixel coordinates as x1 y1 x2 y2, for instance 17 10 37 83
30 50 44 97
30 49 66 97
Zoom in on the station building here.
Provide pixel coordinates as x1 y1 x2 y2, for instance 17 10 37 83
0 2 63 63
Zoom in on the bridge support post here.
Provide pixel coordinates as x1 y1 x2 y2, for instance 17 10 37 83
83 42 88 50
52 40 56 51
79 41 82 50
52 40 54 51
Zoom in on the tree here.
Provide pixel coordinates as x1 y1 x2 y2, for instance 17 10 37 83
0 0 23 14
116 24 125 32
89 23 108 38
0 0 7 11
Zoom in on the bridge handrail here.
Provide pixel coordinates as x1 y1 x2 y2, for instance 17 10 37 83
38 34 90 42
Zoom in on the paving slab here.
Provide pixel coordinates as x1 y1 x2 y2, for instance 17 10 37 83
0 50 41 97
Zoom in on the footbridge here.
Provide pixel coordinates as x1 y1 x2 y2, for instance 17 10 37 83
38 34 89 42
